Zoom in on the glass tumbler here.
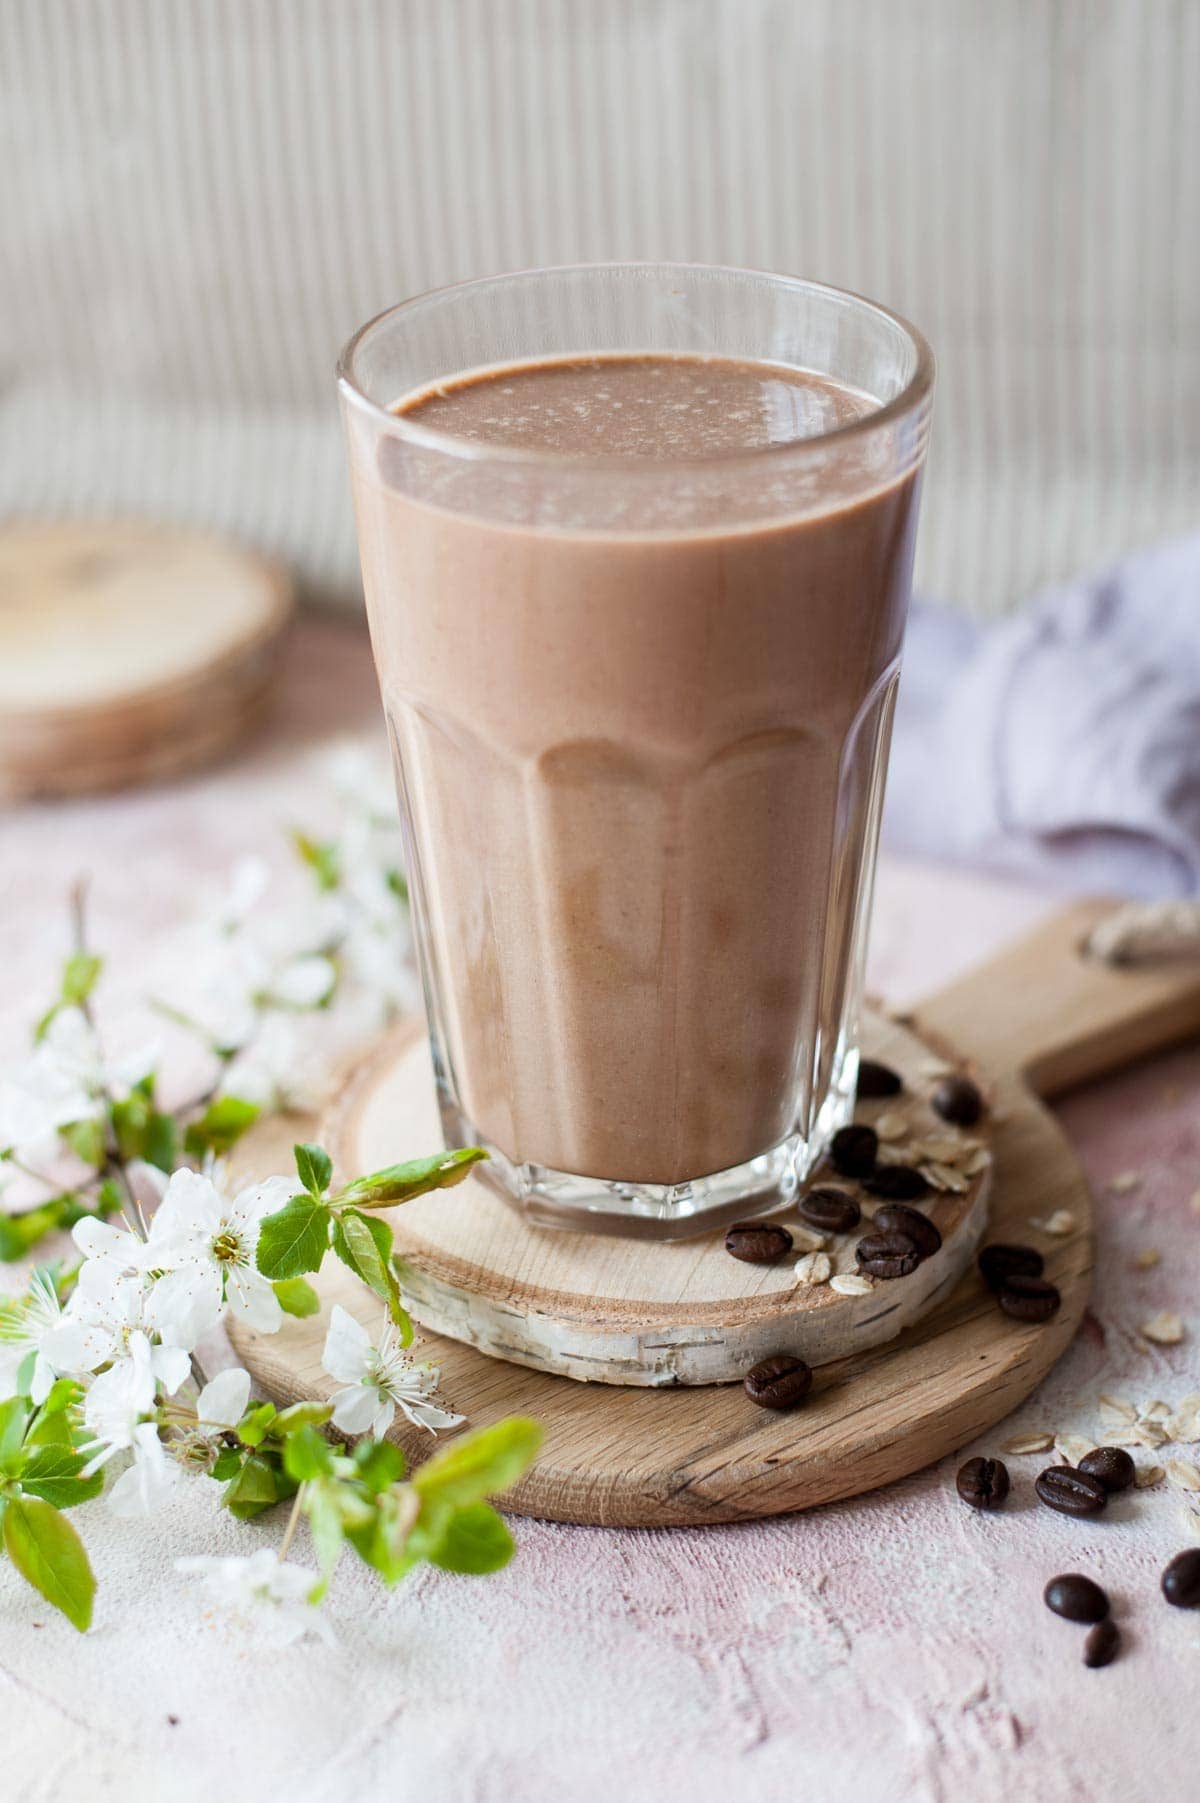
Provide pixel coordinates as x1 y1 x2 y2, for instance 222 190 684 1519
338 264 932 1238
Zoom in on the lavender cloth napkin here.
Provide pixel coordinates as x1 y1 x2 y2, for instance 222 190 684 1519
885 533 1200 897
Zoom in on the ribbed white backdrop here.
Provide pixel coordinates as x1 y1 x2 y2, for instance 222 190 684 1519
1 0 1197 613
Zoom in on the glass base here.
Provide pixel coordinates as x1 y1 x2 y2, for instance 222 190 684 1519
437 1073 857 1241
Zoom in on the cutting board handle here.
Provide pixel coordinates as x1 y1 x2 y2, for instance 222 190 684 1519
912 899 1200 1097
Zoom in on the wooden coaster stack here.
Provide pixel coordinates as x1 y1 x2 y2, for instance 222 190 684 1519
0 520 294 800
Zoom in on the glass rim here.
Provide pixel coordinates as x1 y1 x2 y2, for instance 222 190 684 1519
336 261 935 475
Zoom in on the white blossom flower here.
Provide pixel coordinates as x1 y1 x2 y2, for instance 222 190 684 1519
176 1549 335 1647
145 1167 294 1340
107 1420 182 1517
0 1008 156 1166
167 1367 252 1474
322 1305 464 1439
219 1014 324 1114
47 1276 191 1390
79 1332 156 1466
194 1366 252 1434
0 1268 70 1403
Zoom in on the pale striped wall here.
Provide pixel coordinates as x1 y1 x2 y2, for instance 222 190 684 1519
1 0 1197 614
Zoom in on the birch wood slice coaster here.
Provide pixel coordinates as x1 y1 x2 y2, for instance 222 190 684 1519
229 901 1200 1526
0 520 294 800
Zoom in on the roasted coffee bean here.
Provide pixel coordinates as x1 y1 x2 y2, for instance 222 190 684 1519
798 1187 862 1234
856 1059 903 1099
1161 1548 1200 1608
956 1456 1010 1510
1077 1446 1135 1494
998 1274 1062 1323
830 1124 878 1178
863 1164 929 1201
1083 1619 1120 1668
1035 1464 1108 1517
874 1203 942 1257
931 1074 984 1127
856 1229 922 1279
743 1353 813 1411
724 1220 794 1265
978 1242 1044 1293
1043 1573 1109 1622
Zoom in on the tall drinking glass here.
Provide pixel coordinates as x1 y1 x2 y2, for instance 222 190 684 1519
339 264 933 1238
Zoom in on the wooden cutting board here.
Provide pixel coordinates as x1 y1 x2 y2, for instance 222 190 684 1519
229 901 1200 1526
0 520 293 800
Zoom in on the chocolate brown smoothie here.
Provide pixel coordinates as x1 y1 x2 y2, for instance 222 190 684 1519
349 355 920 1189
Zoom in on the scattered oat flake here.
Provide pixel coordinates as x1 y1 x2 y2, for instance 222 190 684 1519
1041 1210 1076 1236
1191 1190 1200 1217
923 1163 968 1193
874 1110 909 1142
1180 1509 1200 1540
1001 1431 1055 1455
920 1135 963 1163
791 1225 829 1253
1055 1434 1097 1465
1168 1395 1200 1441
1108 1171 1142 1194
830 1273 873 1296
1131 1419 1169 1449
795 1251 832 1287
1134 1464 1165 1489
1140 1398 1172 1422
918 1059 955 1079
1132 1248 1162 1270
963 1147 992 1176
1141 1312 1185 1346
1166 1459 1200 1492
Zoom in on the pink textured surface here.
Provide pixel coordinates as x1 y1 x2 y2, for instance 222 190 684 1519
2 619 1197 1803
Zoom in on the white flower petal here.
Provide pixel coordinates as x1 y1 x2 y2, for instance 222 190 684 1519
321 1305 372 1385
72 1216 138 1264
399 1398 466 1435
149 1168 224 1247
151 1343 193 1396
144 1264 223 1349
224 1268 283 1335
107 1424 180 1517
272 955 337 1010
196 1366 252 1431
329 1385 380 1436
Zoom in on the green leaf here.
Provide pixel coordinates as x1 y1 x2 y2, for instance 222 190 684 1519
412 1417 542 1511
330 1209 412 1342
15 1447 103 1510
222 1452 293 1519
2 1495 95 1631
294 1143 333 1199
292 831 342 892
183 1095 261 1159
0 1397 30 1461
235 1402 278 1448
209 1447 243 1483
282 1425 333 1484
0 1199 72 1261
272 1277 321 1319
385 868 409 906
110 1082 176 1169
352 1439 405 1492
21 1379 82 1449
273 1399 334 1436
61 952 103 1008
336 1146 488 1208
60 1118 105 1168
255 1196 330 1280
428 1500 515 1575
303 1479 345 1583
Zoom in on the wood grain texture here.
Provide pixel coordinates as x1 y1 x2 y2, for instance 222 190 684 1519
229 900 1200 1525
0 520 293 799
